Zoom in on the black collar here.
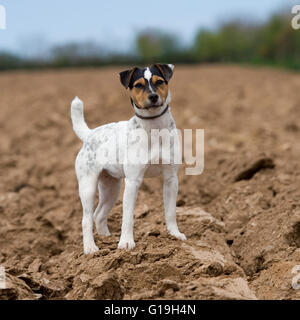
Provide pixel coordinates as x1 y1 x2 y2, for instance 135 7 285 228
131 99 169 120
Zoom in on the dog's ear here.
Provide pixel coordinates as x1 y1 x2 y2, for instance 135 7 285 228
153 64 174 82
119 67 137 89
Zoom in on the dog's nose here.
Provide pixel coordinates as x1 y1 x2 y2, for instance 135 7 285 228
148 93 159 103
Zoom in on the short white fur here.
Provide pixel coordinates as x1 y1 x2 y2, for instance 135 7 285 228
144 67 152 81
144 67 154 93
71 66 186 254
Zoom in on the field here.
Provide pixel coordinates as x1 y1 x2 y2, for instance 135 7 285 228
0 65 300 300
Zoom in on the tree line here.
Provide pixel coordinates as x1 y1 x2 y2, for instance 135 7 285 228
1 12 300 71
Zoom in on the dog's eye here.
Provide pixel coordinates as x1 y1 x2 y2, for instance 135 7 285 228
135 83 144 89
155 80 164 85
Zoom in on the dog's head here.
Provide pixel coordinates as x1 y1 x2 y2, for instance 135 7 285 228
119 64 174 110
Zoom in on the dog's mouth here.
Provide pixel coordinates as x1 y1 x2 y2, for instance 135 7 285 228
145 103 163 110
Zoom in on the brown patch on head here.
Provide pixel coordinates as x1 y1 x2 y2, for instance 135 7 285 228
152 75 169 104
131 78 149 109
133 78 146 87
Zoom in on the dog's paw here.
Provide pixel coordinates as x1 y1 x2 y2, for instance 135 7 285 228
118 238 136 250
96 223 111 236
84 242 99 255
169 230 187 241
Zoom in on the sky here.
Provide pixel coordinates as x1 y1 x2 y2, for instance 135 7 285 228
0 0 291 57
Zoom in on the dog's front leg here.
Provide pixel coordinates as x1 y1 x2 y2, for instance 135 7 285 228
163 166 186 240
118 176 143 250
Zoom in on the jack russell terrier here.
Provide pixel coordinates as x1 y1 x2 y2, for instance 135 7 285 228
71 64 186 254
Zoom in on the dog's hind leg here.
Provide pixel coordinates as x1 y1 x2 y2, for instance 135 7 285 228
93 172 122 236
77 171 99 254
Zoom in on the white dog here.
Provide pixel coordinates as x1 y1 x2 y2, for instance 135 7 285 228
71 64 186 254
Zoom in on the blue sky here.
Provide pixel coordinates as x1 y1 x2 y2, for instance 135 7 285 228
0 0 290 57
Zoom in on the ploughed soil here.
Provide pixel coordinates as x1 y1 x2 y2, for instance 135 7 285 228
0 65 300 300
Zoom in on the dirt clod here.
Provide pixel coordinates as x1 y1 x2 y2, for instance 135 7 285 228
234 157 275 182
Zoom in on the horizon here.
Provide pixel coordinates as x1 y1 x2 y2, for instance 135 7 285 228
0 0 288 58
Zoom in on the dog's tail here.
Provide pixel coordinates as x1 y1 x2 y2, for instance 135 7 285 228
70 96 91 142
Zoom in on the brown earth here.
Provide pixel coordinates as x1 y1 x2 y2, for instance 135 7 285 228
0 65 300 300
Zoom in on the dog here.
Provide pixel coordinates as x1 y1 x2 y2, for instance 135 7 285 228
71 64 186 254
